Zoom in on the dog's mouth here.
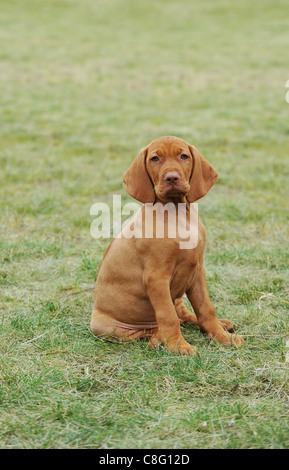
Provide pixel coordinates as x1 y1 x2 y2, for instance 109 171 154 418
155 181 190 201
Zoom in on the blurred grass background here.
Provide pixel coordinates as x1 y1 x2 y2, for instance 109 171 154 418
0 0 288 448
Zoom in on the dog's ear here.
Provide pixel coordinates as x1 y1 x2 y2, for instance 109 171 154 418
187 145 218 202
123 147 155 203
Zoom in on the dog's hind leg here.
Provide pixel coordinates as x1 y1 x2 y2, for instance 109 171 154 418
91 310 158 341
175 297 237 332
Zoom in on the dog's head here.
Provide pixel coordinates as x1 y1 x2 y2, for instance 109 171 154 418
123 136 218 203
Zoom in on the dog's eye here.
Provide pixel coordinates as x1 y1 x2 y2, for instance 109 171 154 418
180 154 189 160
151 156 159 162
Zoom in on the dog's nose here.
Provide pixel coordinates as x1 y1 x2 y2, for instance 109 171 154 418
164 171 180 184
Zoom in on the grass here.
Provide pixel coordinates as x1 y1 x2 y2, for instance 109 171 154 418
0 0 289 449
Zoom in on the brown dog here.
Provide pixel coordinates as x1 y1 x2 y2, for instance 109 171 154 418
91 136 244 355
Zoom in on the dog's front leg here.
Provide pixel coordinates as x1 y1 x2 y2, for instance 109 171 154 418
186 264 244 346
144 270 197 355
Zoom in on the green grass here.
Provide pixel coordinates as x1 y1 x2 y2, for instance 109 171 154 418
1 0 289 449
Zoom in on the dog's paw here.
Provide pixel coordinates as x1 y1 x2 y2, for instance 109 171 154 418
148 334 161 349
173 340 198 356
149 334 198 356
208 330 244 347
230 333 244 347
218 318 237 332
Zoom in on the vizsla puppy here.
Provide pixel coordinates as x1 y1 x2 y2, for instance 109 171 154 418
91 136 244 355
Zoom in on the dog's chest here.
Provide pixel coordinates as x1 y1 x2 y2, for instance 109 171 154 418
169 250 200 299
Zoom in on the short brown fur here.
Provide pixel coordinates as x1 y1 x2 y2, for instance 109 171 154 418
91 136 244 355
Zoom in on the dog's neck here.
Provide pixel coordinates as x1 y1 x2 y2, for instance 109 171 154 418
154 195 190 211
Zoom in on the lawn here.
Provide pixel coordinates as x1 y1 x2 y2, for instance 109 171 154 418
0 0 289 449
